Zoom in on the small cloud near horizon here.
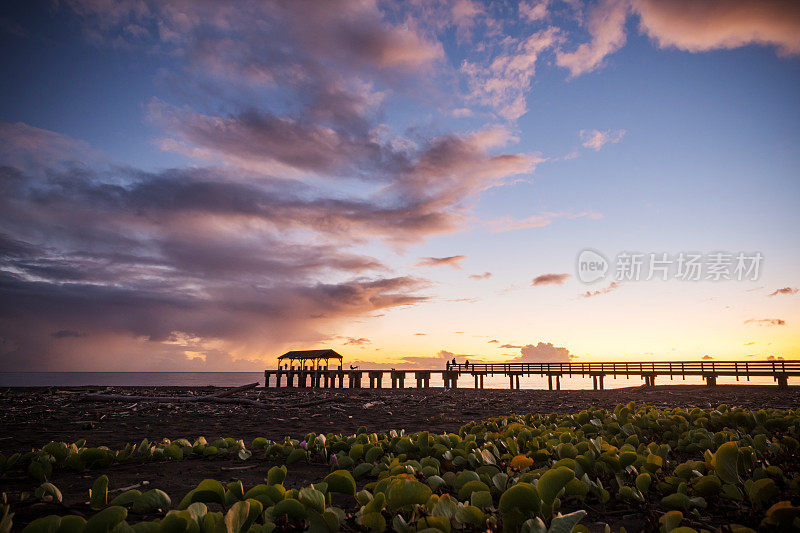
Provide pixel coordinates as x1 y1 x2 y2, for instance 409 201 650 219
532 273 570 286
51 330 87 339
416 255 466 268
499 344 523 349
769 287 798 296
469 272 492 280
343 337 371 345
702 354 713 360
508 342 575 363
488 339 499 343
744 318 786 326
581 281 619 298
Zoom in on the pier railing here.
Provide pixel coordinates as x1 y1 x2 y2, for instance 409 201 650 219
264 359 798 390
446 360 800 377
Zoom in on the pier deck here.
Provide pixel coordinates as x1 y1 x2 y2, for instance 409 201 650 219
264 360 799 390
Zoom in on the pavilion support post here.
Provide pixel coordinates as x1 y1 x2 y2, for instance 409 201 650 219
480 374 484 388
548 374 553 390
516 374 521 389
475 374 479 389
508 374 514 389
556 374 561 390
776 374 788 389
705 375 717 387
598 374 604 390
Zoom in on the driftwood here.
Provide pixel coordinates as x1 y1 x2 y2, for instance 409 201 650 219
82 382 270 409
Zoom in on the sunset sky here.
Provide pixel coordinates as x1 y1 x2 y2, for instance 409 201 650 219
0 0 798 371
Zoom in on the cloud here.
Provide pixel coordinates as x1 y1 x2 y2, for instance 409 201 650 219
51 330 88 339
556 0 630 77
461 27 561 119
702 354 713 360
767 355 785 361
556 0 800 77
488 339 499 343
532 273 570 286
520 0 550 22
416 255 467 268
343 337 372 346
486 210 601 232
469 272 492 280
508 342 574 363
499 344 523 349
769 287 798 296
744 318 786 326
414 332 427 336
636 0 800 57
580 281 619 298
580 129 626 150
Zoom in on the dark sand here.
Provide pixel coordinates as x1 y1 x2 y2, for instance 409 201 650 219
1 385 798 530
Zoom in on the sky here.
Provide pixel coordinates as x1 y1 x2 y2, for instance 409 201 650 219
0 0 798 371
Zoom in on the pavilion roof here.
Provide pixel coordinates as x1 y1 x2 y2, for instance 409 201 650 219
278 349 342 360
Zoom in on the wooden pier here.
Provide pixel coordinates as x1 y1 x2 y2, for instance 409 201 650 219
264 360 799 390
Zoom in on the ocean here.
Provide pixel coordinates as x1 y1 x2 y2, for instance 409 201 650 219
0 372 790 389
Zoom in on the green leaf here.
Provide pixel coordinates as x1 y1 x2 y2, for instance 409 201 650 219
90 475 110 510
386 478 431 510
223 501 250 533
692 475 721 498
298 488 325 514
266 466 286 486
190 480 226 507
416 515 451 533
84 506 128 533
132 489 171 514
520 518 547 533
746 478 778 508
547 510 586 533
357 512 386 533
661 493 690 511
22 516 61 533
711 442 739 484
538 467 574 512
455 505 485 526
470 490 493 509
457 480 490 501
54 516 86 533
109 490 142 508
271 499 306 521
764 501 800 527
659 510 683 532
635 473 651 493
499 482 541 526
323 470 356 496
353 463 373 480
35 483 63 503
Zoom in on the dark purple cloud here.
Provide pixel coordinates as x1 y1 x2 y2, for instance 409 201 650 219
532 273 570 286
768 287 798 296
416 255 467 268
